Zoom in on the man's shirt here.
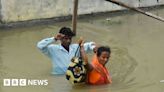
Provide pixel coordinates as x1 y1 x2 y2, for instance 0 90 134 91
37 37 95 75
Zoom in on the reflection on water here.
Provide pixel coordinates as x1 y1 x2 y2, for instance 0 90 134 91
109 47 137 85
0 7 164 92
0 38 4 92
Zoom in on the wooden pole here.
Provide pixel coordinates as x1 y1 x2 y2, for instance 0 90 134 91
105 0 164 22
72 0 78 35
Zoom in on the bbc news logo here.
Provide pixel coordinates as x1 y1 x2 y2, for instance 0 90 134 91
3 79 48 86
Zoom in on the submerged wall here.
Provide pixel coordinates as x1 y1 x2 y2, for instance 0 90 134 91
0 0 163 23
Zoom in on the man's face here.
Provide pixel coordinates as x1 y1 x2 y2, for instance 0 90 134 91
61 35 72 47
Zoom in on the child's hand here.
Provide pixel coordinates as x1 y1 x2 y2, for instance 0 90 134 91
93 45 99 53
78 37 84 47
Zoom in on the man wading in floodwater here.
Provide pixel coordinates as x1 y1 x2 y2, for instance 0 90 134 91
37 27 97 75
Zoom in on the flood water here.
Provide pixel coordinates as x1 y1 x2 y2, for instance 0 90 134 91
0 7 164 92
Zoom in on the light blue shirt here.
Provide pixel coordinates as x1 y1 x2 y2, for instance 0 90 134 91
37 37 95 75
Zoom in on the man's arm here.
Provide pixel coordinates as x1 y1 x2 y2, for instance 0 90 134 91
37 37 56 56
83 42 96 53
37 33 64 56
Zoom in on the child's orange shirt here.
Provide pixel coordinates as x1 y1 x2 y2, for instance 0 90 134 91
87 55 112 85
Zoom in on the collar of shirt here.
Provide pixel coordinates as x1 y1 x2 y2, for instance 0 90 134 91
59 44 78 54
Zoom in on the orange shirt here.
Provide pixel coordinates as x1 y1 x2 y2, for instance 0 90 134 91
87 55 112 85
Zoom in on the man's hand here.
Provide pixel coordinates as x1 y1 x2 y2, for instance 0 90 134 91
54 33 65 40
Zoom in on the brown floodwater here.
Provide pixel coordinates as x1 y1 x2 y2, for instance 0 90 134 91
0 7 164 92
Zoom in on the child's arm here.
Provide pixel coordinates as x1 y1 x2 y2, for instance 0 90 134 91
80 43 88 64
79 40 93 71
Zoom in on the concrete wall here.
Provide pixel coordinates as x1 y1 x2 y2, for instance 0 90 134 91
0 0 74 23
139 0 158 7
0 0 163 23
0 0 2 22
78 0 120 14
159 0 164 5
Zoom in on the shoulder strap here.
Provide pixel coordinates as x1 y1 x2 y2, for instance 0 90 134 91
74 45 80 57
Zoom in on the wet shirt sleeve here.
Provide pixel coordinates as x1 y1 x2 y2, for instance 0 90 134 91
37 37 56 57
83 42 96 53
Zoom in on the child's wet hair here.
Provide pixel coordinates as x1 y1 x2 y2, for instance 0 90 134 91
96 46 111 57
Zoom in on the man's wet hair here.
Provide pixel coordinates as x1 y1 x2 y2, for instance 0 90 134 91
59 27 75 37
97 46 111 57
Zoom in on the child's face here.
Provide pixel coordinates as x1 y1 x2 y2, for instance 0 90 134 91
98 51 110 66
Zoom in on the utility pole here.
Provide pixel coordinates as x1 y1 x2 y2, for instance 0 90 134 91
72 0 78 35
